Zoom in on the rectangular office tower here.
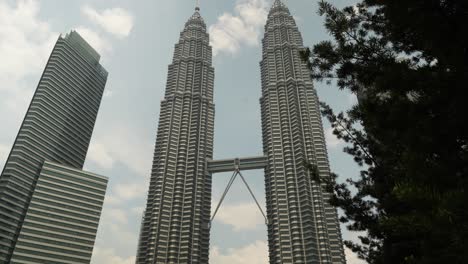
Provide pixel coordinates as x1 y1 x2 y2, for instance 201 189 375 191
10 161 107 263
136 7 215 264
0 31 108 263
260 1 345 263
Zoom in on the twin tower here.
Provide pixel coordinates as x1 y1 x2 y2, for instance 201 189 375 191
136 1 345 263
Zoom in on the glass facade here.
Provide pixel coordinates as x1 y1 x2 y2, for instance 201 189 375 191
0 31 108 263
10 161 107 264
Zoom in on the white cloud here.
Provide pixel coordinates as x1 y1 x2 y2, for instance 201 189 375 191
0 144 9 172
210 240 268 264
131 206 144 215
102 183 147 207
325 127 343 149
345 247 367 264
91 247 135 264
75 26 111 55
0 0 57 164
102 181 147 208
293 15 302 23
103 194 122 206
213 202 266 231
0 0 57 87
85 126 151 263
348 93 358 106
0 0 56 128
114 183 147 201
82 5 134 38
88 141 115 169
86 125 153 177
105 208 128 224
0 1 114 136
209 0 269 56
94 208 139 257
103 89 114 98
85 124 154 179
93 188 142 263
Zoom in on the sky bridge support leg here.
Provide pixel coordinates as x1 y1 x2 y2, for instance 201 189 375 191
209 165 268 228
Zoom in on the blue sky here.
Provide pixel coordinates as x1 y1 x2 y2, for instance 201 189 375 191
0 0 366 263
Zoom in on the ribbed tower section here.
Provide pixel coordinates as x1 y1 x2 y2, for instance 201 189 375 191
260 1 345 263
136 8 214 264
0 31 107 263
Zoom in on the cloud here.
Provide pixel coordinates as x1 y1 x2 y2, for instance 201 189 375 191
91 247 135 264
88 141 115 169
85 124 153 177
82 5 134 38
0 1 115 137
105 208 128 224
103 89 114 98
325 127 343 149
213 202 266 231
131 206 144 216
209 0 269 56
114 183 147 201
103 182 147 207
0 0 57 87
348 93 358 106
1 2 137 264
103 194 122 206
293 15 302 23
0 0 56 127
93 185 144 263
94 208 139 257
0 144 9 171
210 240 268 264
0 0 57 165
345 247 368 264
75 26 111 55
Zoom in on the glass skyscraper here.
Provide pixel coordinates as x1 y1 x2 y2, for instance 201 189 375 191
10 161 107 263
0 31 108 263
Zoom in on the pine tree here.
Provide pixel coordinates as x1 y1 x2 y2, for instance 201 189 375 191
303 1 468 263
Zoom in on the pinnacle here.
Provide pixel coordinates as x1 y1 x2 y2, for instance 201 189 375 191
185 6 206 29
270 0 289 14
272 0 285 8
190 10 202 20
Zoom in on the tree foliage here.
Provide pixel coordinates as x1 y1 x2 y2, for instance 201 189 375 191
304 0 468 263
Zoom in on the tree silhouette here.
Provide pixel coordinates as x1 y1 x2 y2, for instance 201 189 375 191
303 1 468 263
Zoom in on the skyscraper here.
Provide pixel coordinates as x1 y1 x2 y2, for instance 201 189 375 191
10 161 108 263
136 1 345 263
260 1 345 263
136 6 215 263
0 31 108 263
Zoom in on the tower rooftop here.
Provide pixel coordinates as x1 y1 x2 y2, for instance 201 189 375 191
272 0 286 8
185 8 206 30
269 0 290 15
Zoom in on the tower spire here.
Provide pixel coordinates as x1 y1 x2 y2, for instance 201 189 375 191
195 0 200 11
272 0 287 8
270 0 289 13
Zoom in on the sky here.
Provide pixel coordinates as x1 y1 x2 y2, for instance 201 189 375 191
0 0 366 263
